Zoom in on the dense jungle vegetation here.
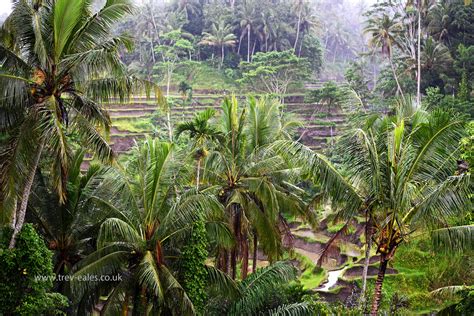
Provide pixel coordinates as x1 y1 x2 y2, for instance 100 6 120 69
0 0 473 315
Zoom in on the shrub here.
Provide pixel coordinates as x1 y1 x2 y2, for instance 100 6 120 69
0 224 68 315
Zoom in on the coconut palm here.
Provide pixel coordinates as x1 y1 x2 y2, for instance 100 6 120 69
28 150 109 289
273 101 471 315
69 139 231 315
237 0 259 62
0 0 153 248
420 37 453 73
203 96 316 279
199 21 237 68
206 261 311 315
364 13 405 99
177 0 201 20
292 0 316 56
176 109 222 190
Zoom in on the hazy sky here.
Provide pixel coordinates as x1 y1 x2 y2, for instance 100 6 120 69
0 0 377 17
0 0 12 16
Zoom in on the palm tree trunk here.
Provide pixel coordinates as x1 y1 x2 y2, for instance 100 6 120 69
252 231 258 273
247 27 251 63
389 55 405 100
360 217 373 305
237 34 243 55
298 32 304 57
166 110 173 142
241 235 249 279
9 141 44 249
251 39 257 59
294 8 302 52
196 158 201 191
231 205 240 279
370 255 389 316
166 68 173 142
122 294 129 316
221 45 225 69
226 250 231 275
416 8 421 107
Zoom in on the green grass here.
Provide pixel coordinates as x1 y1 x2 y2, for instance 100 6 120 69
166 63 239 91
313 119 337 127
326 221 345 233
112 118 154 133
291 251 327 290
300 267 327 290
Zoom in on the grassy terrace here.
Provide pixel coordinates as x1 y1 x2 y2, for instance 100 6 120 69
96 92 349 158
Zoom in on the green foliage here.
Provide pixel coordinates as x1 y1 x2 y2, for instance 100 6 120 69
0 224 68 315
209 262 311 315
299 34 323 74
238 50 310 95
458 72 471 102
305 81 345 110
424 86 474 118
345 60 371 104
461 121 474 167
181 217 209 313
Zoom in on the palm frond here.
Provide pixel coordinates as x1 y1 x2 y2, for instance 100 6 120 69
270 140 363 218
267 302 312 316
430 285 471 299
431 225 474 254
205 265 241 299
137 251 164 301
229 262 297 315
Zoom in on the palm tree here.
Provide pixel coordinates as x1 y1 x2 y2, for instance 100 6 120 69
203 97 316 279
237 0 259 62
364 13 405 99
177 0 201 20
420 37 453 73
0 0 152 248
69 139 231 314
293 0 305 53
292 0 315 56
28 150 108 289
206 261 311 315
274 101 471 315
199 21 237 69
176 109 222 190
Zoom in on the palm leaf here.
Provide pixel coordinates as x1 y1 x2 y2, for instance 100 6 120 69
431 225 474 253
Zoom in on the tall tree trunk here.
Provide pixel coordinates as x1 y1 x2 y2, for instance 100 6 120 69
149 36 155 65
231 205 240 279
416 7 421 107
122 294 129 316
247 27 251 63
370 255 389 316
165 71 173 142
252 231 258 273
221 45 225 69
294 7 302 52
389 55 405 100
237 33 243 55
226 250 231 275
241 235 249 279
196 158 201 191
166 111 173 142
360 216 373 306
251 39 257 60
298 32 304 57
9 141 44 248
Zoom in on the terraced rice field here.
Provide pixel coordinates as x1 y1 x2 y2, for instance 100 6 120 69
95 92 348 161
